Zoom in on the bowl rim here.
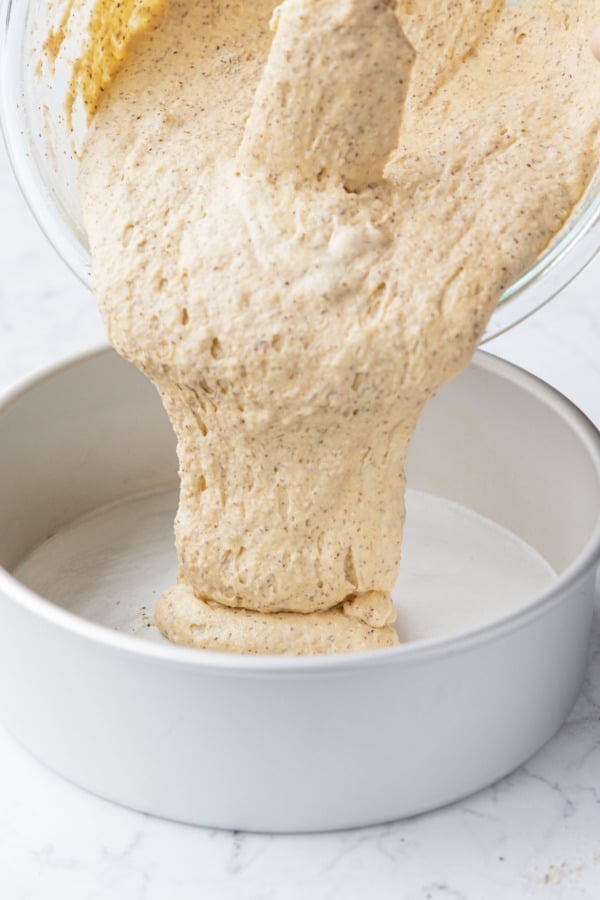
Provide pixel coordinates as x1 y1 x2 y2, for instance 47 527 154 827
0 346 599 675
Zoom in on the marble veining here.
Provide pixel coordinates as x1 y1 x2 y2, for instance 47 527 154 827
1 138 600 898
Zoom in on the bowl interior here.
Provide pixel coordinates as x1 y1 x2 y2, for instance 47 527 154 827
3 0 600 339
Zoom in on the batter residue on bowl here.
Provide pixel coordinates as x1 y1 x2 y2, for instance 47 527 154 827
47 0 600 653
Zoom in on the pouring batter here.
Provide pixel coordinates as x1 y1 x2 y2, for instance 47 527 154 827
53 0 600 652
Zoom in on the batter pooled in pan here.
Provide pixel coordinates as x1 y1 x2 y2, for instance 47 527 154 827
56 0 600 652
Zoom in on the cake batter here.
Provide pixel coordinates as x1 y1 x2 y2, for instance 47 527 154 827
48 0 600 652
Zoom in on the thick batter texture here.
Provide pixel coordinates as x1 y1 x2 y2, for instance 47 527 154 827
66 0 600 653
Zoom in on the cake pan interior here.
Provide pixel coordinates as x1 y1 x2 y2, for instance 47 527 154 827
0 347 598 644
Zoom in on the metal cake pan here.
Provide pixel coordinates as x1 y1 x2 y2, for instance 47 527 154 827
0 347 598 832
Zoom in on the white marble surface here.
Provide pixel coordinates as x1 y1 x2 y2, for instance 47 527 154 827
1 134 600 899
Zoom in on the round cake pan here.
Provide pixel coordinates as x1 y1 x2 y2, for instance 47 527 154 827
0 347 599 832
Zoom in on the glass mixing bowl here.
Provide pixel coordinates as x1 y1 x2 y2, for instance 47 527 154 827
3 0 600 341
